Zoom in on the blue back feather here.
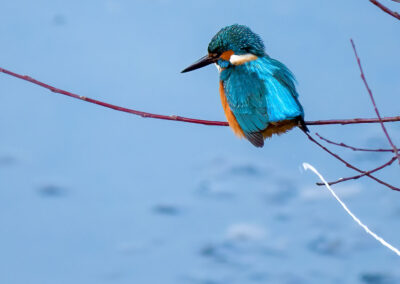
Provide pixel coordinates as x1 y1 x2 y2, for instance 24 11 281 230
220 57 304 134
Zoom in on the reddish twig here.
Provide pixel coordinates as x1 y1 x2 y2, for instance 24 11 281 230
370 0 400 20
304 131 400 191
1 67 400 128
351 39 400 164
315 133 398 153
306 117 400 126
316 155 397 186
0 67 228 127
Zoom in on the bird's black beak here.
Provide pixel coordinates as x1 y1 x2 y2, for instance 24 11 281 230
181 54 218 73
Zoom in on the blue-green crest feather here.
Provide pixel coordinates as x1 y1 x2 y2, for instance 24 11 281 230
208 24 266 56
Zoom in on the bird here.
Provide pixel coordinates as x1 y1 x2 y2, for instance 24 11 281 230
181 24 308 148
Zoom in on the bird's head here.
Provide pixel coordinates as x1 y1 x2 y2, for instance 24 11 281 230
182 24 265 73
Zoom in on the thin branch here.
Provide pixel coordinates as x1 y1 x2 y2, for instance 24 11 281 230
316 133 398 153
304 163 400 257
370 0 400 20
304 131 400 191
351 39 400 164
0 67 228 127
1 67 400 128
306 117 400 126
316 155 397 186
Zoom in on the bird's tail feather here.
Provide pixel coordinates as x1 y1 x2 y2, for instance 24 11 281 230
245 132 264 148
297 117 309 133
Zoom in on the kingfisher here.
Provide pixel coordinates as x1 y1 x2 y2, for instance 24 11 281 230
182 24 308 147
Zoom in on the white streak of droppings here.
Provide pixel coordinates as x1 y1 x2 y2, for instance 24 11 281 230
230 53 258 65
302 162 400 257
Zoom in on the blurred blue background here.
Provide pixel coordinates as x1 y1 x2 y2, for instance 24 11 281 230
1 1 400 283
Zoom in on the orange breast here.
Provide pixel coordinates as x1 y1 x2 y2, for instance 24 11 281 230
219 81 245 138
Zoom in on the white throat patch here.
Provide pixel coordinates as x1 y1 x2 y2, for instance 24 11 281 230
229 53 258 65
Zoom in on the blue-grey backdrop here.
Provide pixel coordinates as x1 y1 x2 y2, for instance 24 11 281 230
1 1 400 283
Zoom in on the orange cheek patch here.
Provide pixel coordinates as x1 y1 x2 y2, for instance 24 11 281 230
219 50 234 61
219 81 244 138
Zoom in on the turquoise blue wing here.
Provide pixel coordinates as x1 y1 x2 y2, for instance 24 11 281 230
222 69 269 135
263 58 304 122
221 57 305 146
245 57 304 123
